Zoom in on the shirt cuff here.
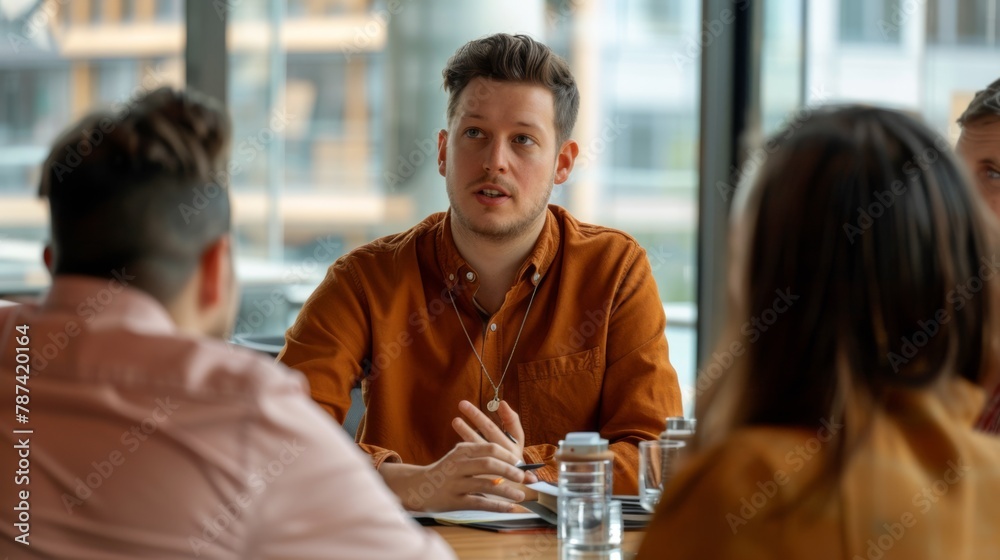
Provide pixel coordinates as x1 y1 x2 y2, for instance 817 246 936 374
372 449 402 471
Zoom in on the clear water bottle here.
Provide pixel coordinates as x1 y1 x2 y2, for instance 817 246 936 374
556 432 621 558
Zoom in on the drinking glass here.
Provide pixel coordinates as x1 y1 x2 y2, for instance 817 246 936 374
560 498 622 559
638 440 685 513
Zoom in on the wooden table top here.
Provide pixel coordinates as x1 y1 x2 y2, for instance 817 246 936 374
432 526 644 559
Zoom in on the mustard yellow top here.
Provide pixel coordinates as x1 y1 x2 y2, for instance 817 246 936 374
637 379 1000 559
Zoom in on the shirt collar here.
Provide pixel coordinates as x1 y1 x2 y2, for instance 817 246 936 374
43 274 177 336
436 205 561 291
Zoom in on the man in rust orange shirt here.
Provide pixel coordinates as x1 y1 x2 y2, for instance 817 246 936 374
279 33 682 512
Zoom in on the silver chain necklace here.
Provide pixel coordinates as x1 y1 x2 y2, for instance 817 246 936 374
449 278 540 412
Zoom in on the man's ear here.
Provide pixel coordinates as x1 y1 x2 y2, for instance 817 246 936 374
554 139 579 185
438 129 449 177
198 235 231 309
42 244 54 273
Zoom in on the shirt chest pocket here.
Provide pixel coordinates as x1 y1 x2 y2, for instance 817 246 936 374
517 346 603 446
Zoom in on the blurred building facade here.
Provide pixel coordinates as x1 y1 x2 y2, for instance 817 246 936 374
2 0 999 411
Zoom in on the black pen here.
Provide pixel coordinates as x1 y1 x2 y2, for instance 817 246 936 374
483 430 541 471
476 430 519 445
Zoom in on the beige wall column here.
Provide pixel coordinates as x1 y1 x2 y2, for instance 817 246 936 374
567 0 599 223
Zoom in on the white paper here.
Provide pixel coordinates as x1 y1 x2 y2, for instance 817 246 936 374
409 510 541 523
527 481 560 496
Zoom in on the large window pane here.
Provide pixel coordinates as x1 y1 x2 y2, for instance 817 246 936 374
0 0 184 295
839 0 902 43
0 1 700 408
762 0 804 134
804 0 1000 139
928 0 1000 46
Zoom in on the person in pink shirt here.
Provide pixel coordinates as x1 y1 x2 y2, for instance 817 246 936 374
0 88 455 559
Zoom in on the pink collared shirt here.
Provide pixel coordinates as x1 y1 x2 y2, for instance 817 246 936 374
0 275 454 559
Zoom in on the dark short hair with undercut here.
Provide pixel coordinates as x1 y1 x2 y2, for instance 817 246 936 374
958 77 1000 127
442 33 579 145
39 87 232 304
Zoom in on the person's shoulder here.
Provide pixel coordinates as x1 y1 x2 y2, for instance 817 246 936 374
667 427 822 508
145 334 310 402
552 205 642 248
550 205 646 268
340 212 445 264
640 427 821 558
702 427 813 471
959 423 1000 467
928 379 1000 465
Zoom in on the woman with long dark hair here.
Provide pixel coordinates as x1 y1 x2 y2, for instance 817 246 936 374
637 106 1000 559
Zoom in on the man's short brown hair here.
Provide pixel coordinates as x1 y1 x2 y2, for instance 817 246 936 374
958 77 1000 127
442 33 579 145
39 87 232 304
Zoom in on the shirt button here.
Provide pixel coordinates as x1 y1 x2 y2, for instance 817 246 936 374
449 273 455 281
466 271 476 282
532 272 541 284
490 323 497 332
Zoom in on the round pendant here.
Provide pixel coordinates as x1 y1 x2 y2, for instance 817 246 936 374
487 398 500 412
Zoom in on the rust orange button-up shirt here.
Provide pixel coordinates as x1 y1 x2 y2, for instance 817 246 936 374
279 205 682 492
